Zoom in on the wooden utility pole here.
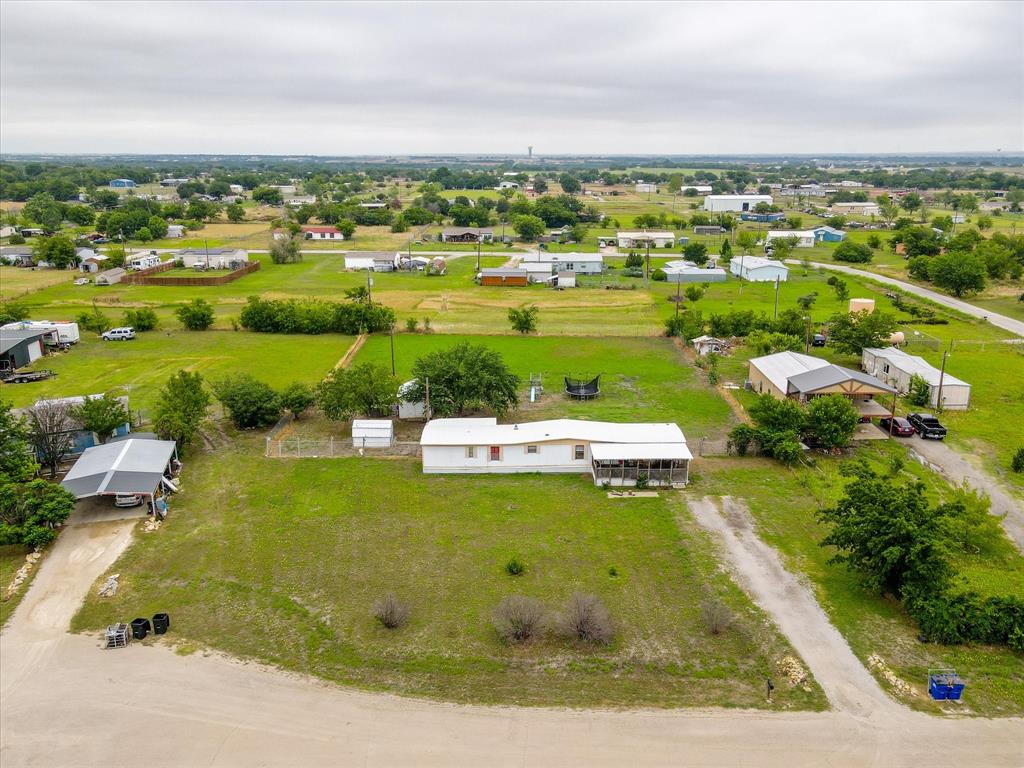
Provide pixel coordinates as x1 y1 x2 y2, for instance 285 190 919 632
936 349 949 412
773 276 780 319
389 325 396 375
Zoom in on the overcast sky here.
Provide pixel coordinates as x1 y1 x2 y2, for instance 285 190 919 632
1 1 1021 155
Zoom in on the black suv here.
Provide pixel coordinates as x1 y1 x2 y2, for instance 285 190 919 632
907 413 947 440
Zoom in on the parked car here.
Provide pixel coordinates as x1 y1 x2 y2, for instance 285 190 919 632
907 412 947 440
101 326 135 341
811 333 827 347
879 416 915 437
74 277 90 285
114 493 144 507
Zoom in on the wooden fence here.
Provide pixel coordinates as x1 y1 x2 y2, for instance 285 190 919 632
122 260 261 287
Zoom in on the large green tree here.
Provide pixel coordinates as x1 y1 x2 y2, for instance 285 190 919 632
928 252 986 296
805 394 859 450
71 393 129 444
153 371 211 452
407 342 519 417
826 311 897 355
0 402 37 484
318 362 397 420
0 479 76 548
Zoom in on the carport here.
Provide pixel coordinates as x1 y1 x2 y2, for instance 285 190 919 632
61 438 179 513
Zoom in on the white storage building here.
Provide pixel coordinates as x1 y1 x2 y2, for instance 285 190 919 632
703 194 773 213
616 231 675 248
861 347 971 410
420 417 691 487
730 255 789 282
352 419 394 448
765 230 816 248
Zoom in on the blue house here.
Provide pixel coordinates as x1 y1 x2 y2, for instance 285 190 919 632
22 395 132 458
740 211 785 223
812 225 846 242
109 178 136 188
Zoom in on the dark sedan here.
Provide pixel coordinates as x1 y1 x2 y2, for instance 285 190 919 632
879 416 915 437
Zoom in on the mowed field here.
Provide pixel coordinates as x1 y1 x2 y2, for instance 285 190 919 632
72 436 826 710
0 266 75 299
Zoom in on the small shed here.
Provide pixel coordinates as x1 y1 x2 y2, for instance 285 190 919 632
479 268 528 286
0 328 48 371
352 419 394 448
95 268 127 286
555 270 576 288
692 335 729 356
397 381 427 420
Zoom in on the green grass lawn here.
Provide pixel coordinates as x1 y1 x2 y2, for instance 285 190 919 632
0 332 354 412
0 544 34 627
71 437 825 710
356 334 736 437
1 266 75 299
697 445 1024 717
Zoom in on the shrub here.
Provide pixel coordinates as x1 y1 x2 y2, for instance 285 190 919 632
77 308 112 333
607 565 619 577
505 557 526 576
635 473 649 490
279 382 315 419
508 304 539 334
805 394 859 451
1012 447 1024 473
372 593 411 629
700 598 733 635
405 317 418 333
212 374 282 429
0 301 31 325
318 362 397 420
728 424 757 456
555 593 613 644
833 241 873 264
907 374 931 407
624 252 644 269
866 234 882 249
493 595 546 643
651 268 667 282
175 298 215 331
123 307 158 332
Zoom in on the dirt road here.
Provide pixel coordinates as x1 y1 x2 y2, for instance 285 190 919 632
785 260 1024 338
907 434 1024 551
2 506 1022 767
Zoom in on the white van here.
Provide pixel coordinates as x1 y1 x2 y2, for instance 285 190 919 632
101 327 136 341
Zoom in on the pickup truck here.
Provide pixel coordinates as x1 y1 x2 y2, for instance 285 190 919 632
907 412 948 440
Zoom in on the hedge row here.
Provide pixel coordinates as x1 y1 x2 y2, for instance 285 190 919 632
239 296 395 335
906 588 1024 650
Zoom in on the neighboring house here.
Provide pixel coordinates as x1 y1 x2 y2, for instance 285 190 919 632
692 335 729 356
79 252 109 273
109 178 136 188
479 268 528 286
831 202 881 217
166 224 185 238
810 225 846 242
352 419 394 449
521 251 604 274
270 184 297 195
662 261 727 283
498 181 520 190
301 225 344 240
861 347 971 410
441 227 494 243
730 255 789 282
635 182 657 193
22 394 131 456
94 267 127 286
748 351 895 417
176 248 248 269
19 228 44 237
0 225 16 238
159 178 190 187
229 184 244 194
0 328 48 371
420 417 692 487
681 184 713 195
358 202 388 209
0 245 34 266
344 252 397 271
285 195 318 207
740 211 785 223
839 180 864 188
765 230 816 248
616 230 675 248
703 194 773 212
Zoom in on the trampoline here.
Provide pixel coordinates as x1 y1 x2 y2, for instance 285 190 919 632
564 375 601 400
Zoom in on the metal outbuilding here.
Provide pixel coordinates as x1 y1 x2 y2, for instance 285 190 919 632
61 438 178 504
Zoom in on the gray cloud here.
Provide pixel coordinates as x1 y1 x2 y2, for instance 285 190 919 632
1 0 1021 154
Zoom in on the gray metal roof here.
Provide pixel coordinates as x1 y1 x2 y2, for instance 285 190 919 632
786 364 897 395
61 438 176 498
0 328 48 355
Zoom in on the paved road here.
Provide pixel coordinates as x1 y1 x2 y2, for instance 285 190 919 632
2 510 1022 767
907 434 1024 551
786 260 1024 338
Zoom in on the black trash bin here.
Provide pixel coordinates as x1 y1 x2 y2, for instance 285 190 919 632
130 617 151 640
152 613 170 635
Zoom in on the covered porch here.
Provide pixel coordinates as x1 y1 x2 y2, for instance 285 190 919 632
590 442 692 488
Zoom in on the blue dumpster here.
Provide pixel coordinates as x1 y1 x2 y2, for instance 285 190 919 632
928 671 965 701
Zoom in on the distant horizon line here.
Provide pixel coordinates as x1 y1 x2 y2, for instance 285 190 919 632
2 151 1022 160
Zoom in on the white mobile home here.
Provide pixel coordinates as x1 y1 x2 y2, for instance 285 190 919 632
861 347 970 410
1 320 80 345
703 194 773 213
352 419 394 448
635 182 657 194
420 418 691 487
730 255 789 282
176 248 249 269
616 231 675 248
765 230 816 248
521 251 604 275
344 252 398 271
